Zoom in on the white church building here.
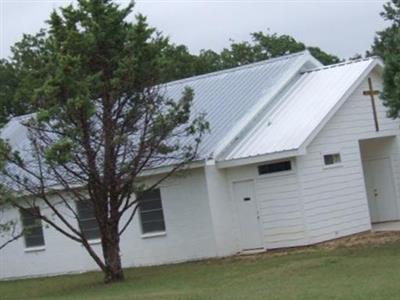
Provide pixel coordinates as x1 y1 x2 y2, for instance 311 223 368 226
1 51 400 280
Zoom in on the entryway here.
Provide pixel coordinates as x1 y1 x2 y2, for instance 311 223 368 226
360 137 400 223
232 179 264 251
372 221 400 232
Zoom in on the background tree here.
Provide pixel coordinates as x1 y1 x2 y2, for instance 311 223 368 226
0 0 208 283
0 26 340 126
215 32 341 68
0 31 49 125
371 0 400 118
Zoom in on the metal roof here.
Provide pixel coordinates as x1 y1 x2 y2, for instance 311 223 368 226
1 53 379 173
220 58 379 163
1 51 318 163
162 50 320 160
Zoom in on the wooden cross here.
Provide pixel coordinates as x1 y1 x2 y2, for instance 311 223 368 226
363 77 380 132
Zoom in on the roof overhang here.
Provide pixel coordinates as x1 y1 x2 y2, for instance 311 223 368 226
298 58 383 154
215 148 306 169
138 160 205 177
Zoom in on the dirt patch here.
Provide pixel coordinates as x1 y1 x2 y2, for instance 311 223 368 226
316 231 400 250
235 231 400 260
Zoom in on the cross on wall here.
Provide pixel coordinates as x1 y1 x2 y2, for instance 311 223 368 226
363 77 381 132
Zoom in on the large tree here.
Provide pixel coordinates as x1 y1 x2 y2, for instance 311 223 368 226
0 0 208 283
371 0 400 118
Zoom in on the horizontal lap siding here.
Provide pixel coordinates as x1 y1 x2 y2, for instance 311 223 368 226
255 173 307 249
298 70 400 244
0 169 217 279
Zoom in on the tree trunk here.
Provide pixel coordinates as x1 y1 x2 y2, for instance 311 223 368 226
102 227 124 283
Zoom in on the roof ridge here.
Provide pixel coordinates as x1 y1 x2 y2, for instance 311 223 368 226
213 50 317 159
6 113 35 123
164 50 309 88
302 57 377 74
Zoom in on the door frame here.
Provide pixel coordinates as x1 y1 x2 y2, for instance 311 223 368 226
231 178 265 251
363 156 399 223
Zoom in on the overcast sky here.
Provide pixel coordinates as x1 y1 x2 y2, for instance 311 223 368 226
0 0 389 60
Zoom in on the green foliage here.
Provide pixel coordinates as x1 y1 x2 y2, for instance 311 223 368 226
371 0 400 118
0 139 11 170
214 32 340 69
307 47 341 65
0 19 341 125
44 138 75 165
0 30 49 124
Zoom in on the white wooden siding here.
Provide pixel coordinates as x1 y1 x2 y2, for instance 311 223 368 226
255 172 307 248
297 69 400 244
226 163 308 250
0 168 217 280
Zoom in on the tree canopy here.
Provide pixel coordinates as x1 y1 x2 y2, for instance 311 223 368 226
371 0 400 118
0 14 340 124
0 0 208 283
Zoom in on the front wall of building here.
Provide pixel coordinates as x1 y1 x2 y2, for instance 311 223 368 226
297 69 400 244
225 161 308 250
221 68 400 251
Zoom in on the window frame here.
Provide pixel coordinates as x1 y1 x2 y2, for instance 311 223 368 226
20 207 46 250
322 152 343 169
138 188 166 237
76 200 101 242
257 159 294 177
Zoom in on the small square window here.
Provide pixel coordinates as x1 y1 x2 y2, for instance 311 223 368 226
323 153 342 166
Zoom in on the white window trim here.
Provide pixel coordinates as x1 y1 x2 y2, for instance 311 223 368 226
138 189 167 235
141 231 167 239
79 238 102 248
323 162 344 170
88 238 102 245
76 201 101 241
257 159 296 178
24 245 46 253
321 152 343 169
20 207 46 250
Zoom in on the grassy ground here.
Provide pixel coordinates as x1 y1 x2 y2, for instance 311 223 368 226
2 232 400 300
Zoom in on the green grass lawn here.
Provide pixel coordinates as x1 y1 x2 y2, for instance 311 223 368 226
2 237 400 300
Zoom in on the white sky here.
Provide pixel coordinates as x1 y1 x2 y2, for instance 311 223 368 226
0 0 388 60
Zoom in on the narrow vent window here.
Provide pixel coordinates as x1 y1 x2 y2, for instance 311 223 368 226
258 161 292 175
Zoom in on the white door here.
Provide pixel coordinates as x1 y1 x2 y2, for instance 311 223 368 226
233 180 263 250
364 158 398 223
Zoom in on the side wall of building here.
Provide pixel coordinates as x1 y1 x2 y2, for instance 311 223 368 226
0 168 217 280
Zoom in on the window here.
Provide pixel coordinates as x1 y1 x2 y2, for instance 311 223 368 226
323 153 342 166
258 160 292 175
77 200 101 240
20 207 45 248
139 189 166 234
